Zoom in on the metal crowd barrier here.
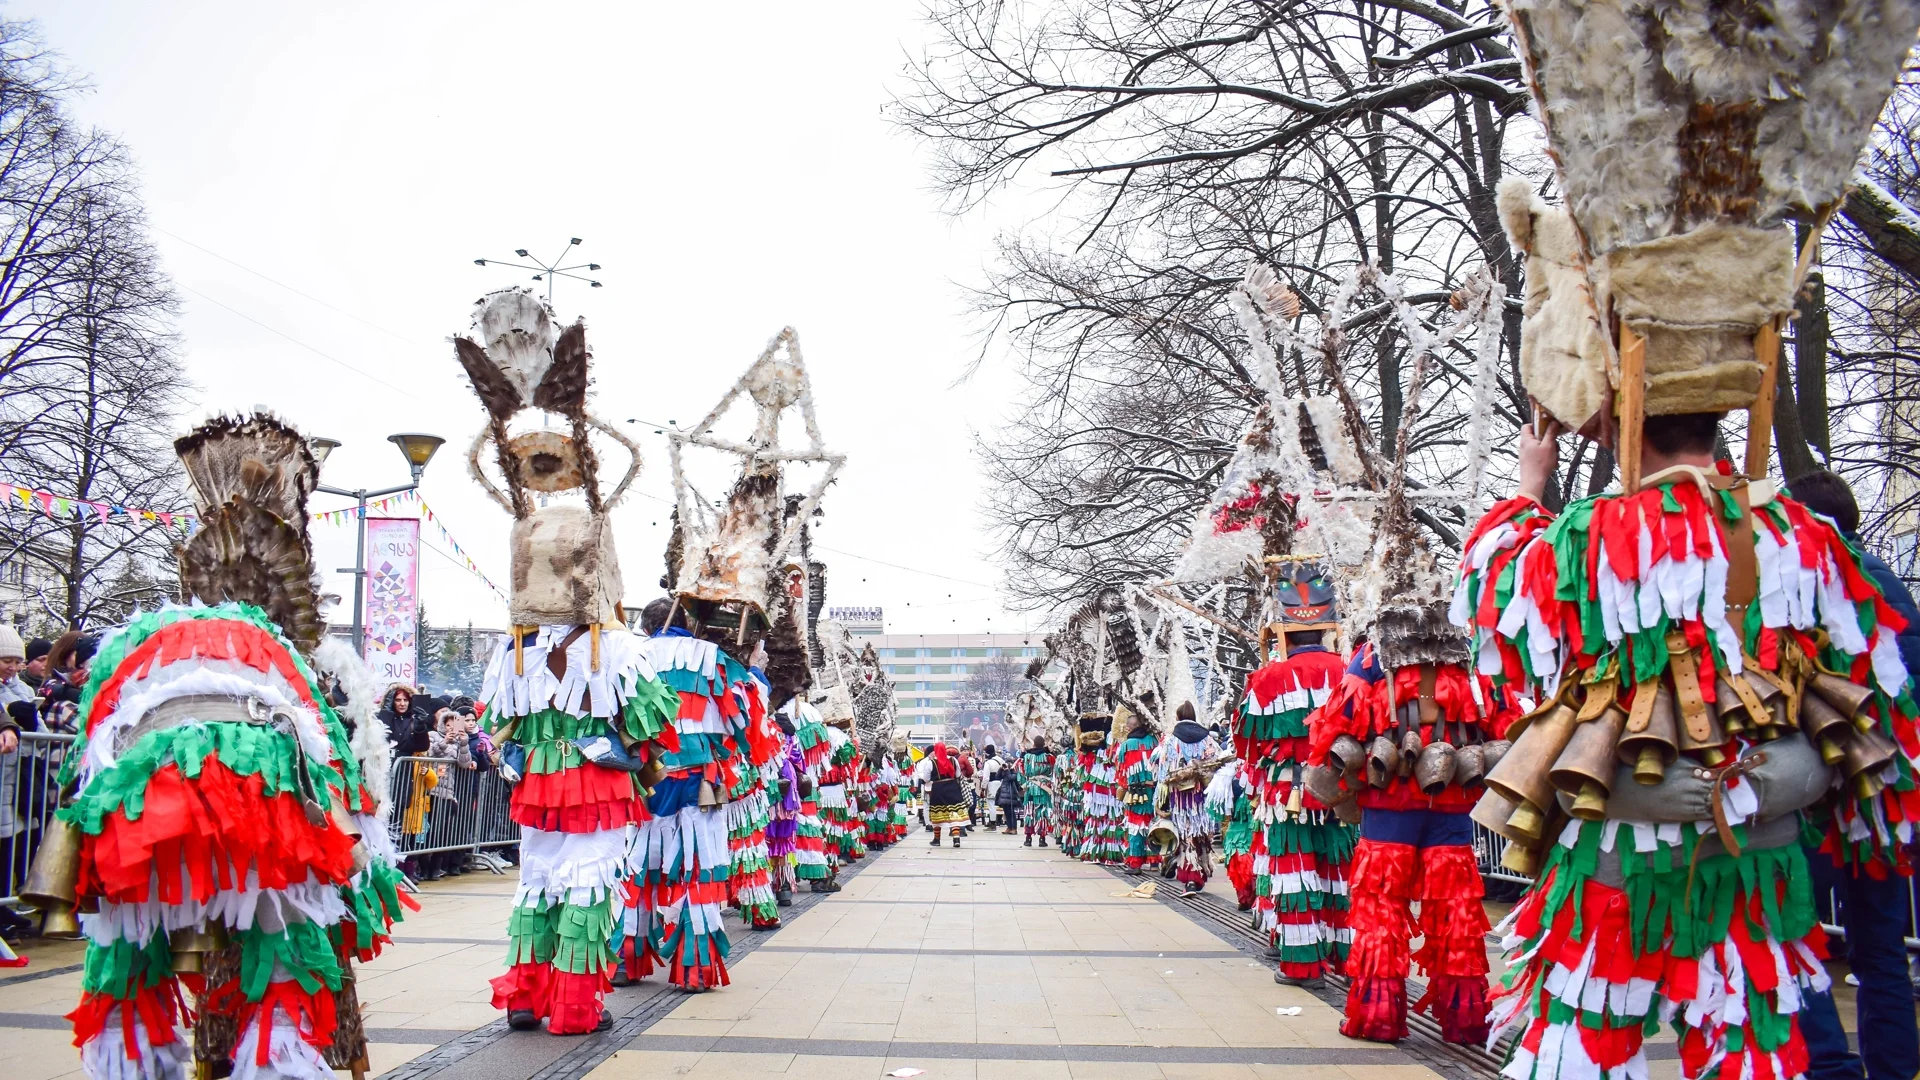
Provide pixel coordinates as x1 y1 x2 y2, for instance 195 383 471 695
0 731 73 905
386 754 521 859
0 737 525 905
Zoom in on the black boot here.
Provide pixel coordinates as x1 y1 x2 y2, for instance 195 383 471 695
776 887 793 908
1039 836 1048 848
508 1009 539 1031
951 835 962 848
1023 835 1033 847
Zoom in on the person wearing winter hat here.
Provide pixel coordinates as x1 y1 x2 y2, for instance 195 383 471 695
19 637 50 691
0 627 30 717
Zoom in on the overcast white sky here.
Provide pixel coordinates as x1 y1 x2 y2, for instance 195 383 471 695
24 1 1058 638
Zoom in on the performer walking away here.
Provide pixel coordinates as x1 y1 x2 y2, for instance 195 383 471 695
1451 11 1920 1062
916 740 972 846
44 414 415 1078
764 710 802 909
450 292 680 1033
1020 735 1056 847
1237 561 1353 987
1081 715 1124 863
1156 703 1225 893
1117 708 1161 872
1206 759 1256 911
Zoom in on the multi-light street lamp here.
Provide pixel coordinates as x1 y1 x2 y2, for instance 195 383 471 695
473 237 603 301
309 432 445 653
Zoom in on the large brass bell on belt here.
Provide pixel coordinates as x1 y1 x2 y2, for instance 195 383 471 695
1302 762 1346 807
1810 672 1876 730
1485 700 1579 842
1841 727 1900 799
1145 818 1179 854
168 923 231 976
1674 688 1729 767
1618 683 1680 786
1414 740 1457 796
1327 734 1367 778
20 817 83 939
1800 690 1856 765
1550 705 1629 820
1478 739 1511 776
1452 743 1486 788
1366 734 1401 789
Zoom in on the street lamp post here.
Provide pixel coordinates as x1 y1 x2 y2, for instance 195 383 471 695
311 433 445 654
473 237 604 301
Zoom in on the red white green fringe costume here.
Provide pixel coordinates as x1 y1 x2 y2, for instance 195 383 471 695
1053 751 1086 856
726 751 777 929
1308 649 1511 1045
63 603 414 1080
1452 477 1919 1080
1205 762 1257 910
622 632 772 991
818 728 864 863
787 702 834 881
1119 730 1161 870
1080 743 1126 864
1236 648 1353 980
484 625 676 1032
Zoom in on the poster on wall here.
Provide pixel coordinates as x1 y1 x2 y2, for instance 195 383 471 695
363 517 421 685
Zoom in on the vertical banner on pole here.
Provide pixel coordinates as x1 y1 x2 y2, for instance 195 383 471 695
364 517 421 684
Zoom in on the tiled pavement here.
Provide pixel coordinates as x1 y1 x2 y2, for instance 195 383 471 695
1 825 1886 1080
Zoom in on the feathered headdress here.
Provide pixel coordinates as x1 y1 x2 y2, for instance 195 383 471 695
175 413 324 652
452 287 642 628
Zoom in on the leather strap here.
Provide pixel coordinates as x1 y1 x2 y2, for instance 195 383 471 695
1666 630 1713 743
1577 676 1618 723
1723 479 1759 613
1625 678 1658 735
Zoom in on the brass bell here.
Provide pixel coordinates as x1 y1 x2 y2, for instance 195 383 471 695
168 923 230 976
1366 734 1401 789
1478 739 1511 776
1452 743 1486 788
1501 840 1541 877
1398 722 1424 780
1485 700 1579 818
21 816 83 940
1550 705 1628 821
1800 689 1855 766
1505 800 1548 842
1332 797 1363 826
1810 672 1876 729
638 754 668 790
1618 683 1680 786
1470 787 1523 841
1414 741 1457 796
1284 775 1306 815
1327 734 1367 778
1301 763 1345 807
1841 727 1900 799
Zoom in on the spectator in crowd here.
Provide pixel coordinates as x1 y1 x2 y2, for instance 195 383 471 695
0 630 34 941
1787 469 1920 1080
19 638 50 691
35 631 97 733
379 685 432 755
419 707 477 881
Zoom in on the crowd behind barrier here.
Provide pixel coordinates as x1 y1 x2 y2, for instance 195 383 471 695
0 733 1910 952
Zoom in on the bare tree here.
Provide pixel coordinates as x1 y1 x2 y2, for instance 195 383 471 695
0 19 187 629
896 0 1552 610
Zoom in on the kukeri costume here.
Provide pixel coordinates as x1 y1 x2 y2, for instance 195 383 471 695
37 414 413 1080
451 290 679 1031
1236 560 1354 983
1452 3 1920 1075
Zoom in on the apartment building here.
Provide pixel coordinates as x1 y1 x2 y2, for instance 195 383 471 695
824 608 1059 736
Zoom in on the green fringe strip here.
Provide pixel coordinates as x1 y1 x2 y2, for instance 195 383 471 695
506 893 616 975
64 722 340 834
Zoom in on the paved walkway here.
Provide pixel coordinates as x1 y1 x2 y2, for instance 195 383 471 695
2 825 1888 1080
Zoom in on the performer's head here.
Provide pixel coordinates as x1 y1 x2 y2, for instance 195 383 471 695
1283 629 1324 654
1640 411 1723 472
